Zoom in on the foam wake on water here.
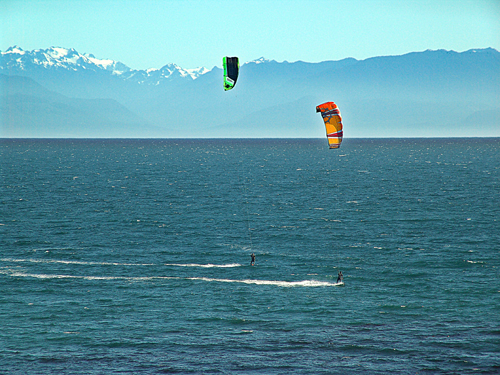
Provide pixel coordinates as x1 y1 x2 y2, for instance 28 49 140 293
0 257 154 266
187 277 342 287
0 269 342 287
1 270 179 281
1 258 241 268
164 263 242 268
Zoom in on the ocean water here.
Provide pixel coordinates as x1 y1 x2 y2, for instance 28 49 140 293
0 138 499 374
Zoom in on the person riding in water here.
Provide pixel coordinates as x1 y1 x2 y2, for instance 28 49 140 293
337 271 343 283
250 253 255 266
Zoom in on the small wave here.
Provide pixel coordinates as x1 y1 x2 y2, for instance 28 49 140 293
31 247 81 252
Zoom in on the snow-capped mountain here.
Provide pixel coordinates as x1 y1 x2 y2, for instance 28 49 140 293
0 46 209 84
1 46 131 74
1 46 498 138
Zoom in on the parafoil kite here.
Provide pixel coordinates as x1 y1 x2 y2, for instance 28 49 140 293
223 57 239 91
316 102 343 149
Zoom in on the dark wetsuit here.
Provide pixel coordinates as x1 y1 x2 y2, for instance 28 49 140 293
250 253 255 265
337 272 343 283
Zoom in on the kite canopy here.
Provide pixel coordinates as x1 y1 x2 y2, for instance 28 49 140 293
223 57 239 91
316 102 343 149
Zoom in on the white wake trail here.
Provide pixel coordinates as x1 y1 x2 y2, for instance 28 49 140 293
0 269 342 287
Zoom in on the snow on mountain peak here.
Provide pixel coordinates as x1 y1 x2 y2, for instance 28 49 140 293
1 46 210 83
0 46 130 74
4 45 25 54
247 57 271 65
186 66 209 78
144 63 209 81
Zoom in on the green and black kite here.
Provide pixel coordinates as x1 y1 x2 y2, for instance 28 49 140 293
223 56 239 91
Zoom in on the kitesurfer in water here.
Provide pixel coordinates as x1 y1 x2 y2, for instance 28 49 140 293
250 253 255 266
337 271 343 283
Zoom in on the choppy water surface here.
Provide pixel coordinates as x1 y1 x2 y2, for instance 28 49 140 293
1 138 499 374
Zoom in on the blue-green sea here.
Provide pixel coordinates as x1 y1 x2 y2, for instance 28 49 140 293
1 138 499 374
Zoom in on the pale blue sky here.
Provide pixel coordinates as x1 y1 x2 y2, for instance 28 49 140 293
2 0 499 70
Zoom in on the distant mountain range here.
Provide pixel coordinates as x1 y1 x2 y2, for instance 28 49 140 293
1 46 499 138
